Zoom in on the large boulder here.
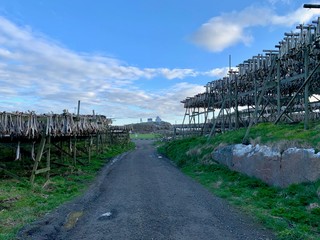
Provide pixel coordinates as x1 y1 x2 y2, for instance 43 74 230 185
213 144 320 187
281 148 320 186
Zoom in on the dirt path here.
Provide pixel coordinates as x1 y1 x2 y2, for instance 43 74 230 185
18 140 275 240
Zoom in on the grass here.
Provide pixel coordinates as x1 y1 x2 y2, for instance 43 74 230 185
245 122 320 150
130 133 162 139
0 142 135 240
158 122 320 240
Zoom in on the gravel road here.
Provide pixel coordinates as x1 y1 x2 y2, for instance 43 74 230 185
18 139 275 240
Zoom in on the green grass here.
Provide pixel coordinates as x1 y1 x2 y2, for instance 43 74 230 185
130 133 162 139
246 122 320 149
0 142 135 240
158 122 320 240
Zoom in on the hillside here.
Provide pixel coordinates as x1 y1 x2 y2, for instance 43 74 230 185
127 121 172 134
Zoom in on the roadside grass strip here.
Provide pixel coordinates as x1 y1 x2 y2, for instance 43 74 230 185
182 164 320 240
158 122 320 240
0 142 135 240
130 133 162 140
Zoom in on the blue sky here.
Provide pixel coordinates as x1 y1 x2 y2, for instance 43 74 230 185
0 0 319 124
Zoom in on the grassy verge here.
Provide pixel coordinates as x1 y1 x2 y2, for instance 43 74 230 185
130 133 162 139
0 142 135 240
158 122 320 240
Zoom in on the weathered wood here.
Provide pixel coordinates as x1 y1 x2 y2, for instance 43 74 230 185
46 136 51 180
275 62 320 123
51 161 70 167
73 136 77 167
0 120 130 183
52 142 73 158
35 167 50 175
30 136 46 185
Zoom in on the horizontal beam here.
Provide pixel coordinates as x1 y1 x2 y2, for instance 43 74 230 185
303 4 320 8
35 167 50 175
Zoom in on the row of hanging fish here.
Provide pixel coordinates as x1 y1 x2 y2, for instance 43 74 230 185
0 111 112 138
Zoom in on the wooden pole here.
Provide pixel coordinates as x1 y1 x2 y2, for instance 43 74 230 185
276 59 281 118
254 75 258 124
234 74 239 129
88 136 92 164
46 136 51 180
304 48 310 130
73 136 77 167
77 100 81 118
30 136 46 185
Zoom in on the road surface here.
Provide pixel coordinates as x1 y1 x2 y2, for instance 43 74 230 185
18 139 275 240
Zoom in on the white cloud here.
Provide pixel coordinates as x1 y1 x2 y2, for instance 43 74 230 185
82 82 205 124
158 68 198 79
137 82 205 117
0 16 198 86
267 0 292 5
191 5 320 52
270 7 319 26
203 67 238 78
0 16 209 124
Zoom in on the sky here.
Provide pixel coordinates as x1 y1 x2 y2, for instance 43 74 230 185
0 0 320 125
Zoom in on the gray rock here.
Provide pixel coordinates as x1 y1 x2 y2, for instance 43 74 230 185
213 144 320 187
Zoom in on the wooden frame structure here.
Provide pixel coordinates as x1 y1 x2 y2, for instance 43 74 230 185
0 111 130 184
178 17 320 141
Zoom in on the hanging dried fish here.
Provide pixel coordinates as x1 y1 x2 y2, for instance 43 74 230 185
69 139 73 153
31 141 35 161
15 141 21 161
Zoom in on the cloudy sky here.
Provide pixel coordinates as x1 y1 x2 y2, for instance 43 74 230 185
0 0 319 125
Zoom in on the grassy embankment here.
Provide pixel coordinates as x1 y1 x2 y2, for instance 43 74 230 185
158 122 320 240
0 141 135 240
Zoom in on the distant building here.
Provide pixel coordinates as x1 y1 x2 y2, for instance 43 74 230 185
140 118 142 123
147 118 153 122
155 116 162 123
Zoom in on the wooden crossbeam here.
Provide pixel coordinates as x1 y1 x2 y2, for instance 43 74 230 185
274 62 320 124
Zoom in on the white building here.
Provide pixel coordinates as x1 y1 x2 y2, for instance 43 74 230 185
155 116 162 123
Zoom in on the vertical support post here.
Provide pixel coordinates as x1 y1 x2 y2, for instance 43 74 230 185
102 133 105 151
210 92 216 136
88 136 92 164
73 100 80 166
73 136 77 166
96 133 100 154
221 109 225 133
247 97 250 125
201 100 208 135
304 48 310 130
234 74 239 129
228 78 232 130
181 108 187 137
77 100 81 117
60 141 63 162
277 59 281 117
212 108 215 130
221 92 225 133
197 107 200 135
30 135 46 185
254 76 258 123
229 55 232 130
46 136 51 180
208 99 226 139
